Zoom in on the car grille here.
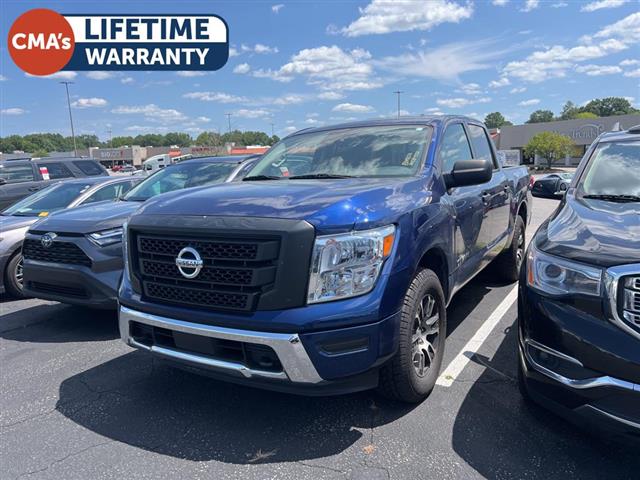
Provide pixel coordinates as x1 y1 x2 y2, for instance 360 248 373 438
622 276 640 328
22 238 92 267
133 234 280 312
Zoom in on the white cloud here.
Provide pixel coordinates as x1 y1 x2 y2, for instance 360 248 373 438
272 94 307 105
85 71 114 80
592 12 640 42
581 0 628 12
111 104 187 123
518 98 540 106
318 91 346 100
125 125 170 133
551 2 568 7
176 71 208 77
241 43 279 54
284 126 298 133
72 97 108 108
0 75 7 81
436 97 491 108
196 116 211 122
376 40 509 83
489 77 511 88
510 87 527 93
121 76 134 84
234 108 271 118
26 71 77 80
272 4 284 13
183 92 248 103
492 0 509 5
337 0 473 37
575 64 623 76
332 103 375 113
233 63 251 74
458 83 483 95
1 108 27 115
229 47 239 57
522 0 540 12
624 68 640 77
620 59 640 66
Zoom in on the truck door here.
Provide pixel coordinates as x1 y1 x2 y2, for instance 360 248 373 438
0 162 42 210
466 123 510 260
438 123 486 284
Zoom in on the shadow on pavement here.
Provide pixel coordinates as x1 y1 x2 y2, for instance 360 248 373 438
56 352 417 464
0 304 119 343
451 321 639 479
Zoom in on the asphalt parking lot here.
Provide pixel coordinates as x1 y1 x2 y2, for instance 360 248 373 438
1 196 638 480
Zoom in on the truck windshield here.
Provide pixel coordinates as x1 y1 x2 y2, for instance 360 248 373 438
579 141 640 200
246 125 431 179
2 182 92 216
123 161 236 202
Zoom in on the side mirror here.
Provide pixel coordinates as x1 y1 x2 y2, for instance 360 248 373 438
0 178 7 186
444 159 493 189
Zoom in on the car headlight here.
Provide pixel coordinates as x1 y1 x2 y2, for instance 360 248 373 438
88 227 124 247
526 244 602 296
307 225 395 304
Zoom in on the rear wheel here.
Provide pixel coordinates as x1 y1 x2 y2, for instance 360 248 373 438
4 252 25 298
494 216 525 283
379 268 446 403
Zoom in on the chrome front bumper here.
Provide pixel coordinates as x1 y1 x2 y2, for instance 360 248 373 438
119 306 323 384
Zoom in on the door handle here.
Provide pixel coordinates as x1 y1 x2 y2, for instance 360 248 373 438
28 187 39 191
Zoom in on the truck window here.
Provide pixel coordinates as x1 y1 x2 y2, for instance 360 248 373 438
73 160 105 176
37 162 74 179
439 124 472 173
467 124 498 169
0 163 35 183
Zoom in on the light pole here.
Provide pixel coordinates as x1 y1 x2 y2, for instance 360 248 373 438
270 122 275 137
60 81 77 156
393 90 404 119
225 113 232 133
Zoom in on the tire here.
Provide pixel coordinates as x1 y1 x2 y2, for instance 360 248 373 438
379 268 447 403
493 215 525 283
4 252 25 298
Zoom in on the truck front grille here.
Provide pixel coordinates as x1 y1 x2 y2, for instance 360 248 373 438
22 238 92 267
622 276 640 328
133 233 280 312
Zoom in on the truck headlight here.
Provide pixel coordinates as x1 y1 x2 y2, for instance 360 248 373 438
88 227 124 247
307 225 395 304
526 245 602 296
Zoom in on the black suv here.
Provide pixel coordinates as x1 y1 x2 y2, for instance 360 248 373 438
518 125 640 441
0 157 107 210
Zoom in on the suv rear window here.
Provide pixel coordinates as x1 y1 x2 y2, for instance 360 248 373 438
73 160 105 176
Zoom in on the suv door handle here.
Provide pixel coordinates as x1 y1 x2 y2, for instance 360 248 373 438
28 186 40 191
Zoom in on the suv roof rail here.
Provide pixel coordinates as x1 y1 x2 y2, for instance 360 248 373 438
628 124 640 134
3 157 32 161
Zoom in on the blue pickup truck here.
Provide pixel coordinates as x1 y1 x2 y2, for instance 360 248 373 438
119 116 531 402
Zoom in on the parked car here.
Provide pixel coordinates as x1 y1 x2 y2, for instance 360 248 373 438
531 172 574 198
518 126 640 440
0 176 139 298
120 165 137 173
117 116 531 402
0 157 108 211
22 155 258 308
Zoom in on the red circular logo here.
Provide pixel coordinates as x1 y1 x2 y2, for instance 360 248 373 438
8 8 75 76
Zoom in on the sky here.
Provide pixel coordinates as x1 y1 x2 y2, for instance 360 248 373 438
0 0 639 141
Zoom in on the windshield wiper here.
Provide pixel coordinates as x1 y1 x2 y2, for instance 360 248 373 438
288 173 356 180
583 194 640 203
242 175 283 181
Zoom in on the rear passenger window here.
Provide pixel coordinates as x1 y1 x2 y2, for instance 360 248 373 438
438 124 472 173
73 160 104 176
0 163 35 183
37 162 73 180
467 124 498 169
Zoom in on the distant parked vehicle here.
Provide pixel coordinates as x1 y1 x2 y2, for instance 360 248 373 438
0 176 139 298
119 165 137 173
0 157 108 211
531 172 574 198
22 155 258 308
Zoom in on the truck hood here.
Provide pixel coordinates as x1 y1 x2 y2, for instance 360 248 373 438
137 177 429 232
0 215 38 232
537 194 640 268
28 201 141 234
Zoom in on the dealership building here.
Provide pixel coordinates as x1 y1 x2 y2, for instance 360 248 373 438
496 113 640 166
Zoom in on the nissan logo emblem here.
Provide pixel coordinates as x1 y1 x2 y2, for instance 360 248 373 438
175 247 204 279
41 232 57 248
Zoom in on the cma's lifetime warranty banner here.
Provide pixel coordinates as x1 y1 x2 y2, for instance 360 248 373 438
8 8 229 76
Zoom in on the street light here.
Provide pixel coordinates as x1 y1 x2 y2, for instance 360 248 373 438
60 81 77 156
393 90 404 119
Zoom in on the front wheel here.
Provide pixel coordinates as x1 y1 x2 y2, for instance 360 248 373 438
379 268 447 403
4 252 25 298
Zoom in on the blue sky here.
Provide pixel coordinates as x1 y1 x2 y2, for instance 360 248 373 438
1 0 638 140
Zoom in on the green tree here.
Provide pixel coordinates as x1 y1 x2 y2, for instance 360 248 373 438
524 131 574 171
164 132 193 147
195 131 222 146
484 112 512 129
269 135 280 145
526 110 555 124
559 101 580 120
32 149 49 158
573 112 598 119
110 136 135 148
580 97 638 117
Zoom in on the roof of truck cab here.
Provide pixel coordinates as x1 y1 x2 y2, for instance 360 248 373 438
180 155 253 163
288 115 480 137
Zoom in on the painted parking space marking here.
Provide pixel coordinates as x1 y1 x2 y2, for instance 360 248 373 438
437 285 519 387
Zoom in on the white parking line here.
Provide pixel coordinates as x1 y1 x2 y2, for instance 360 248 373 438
436 285 519 387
